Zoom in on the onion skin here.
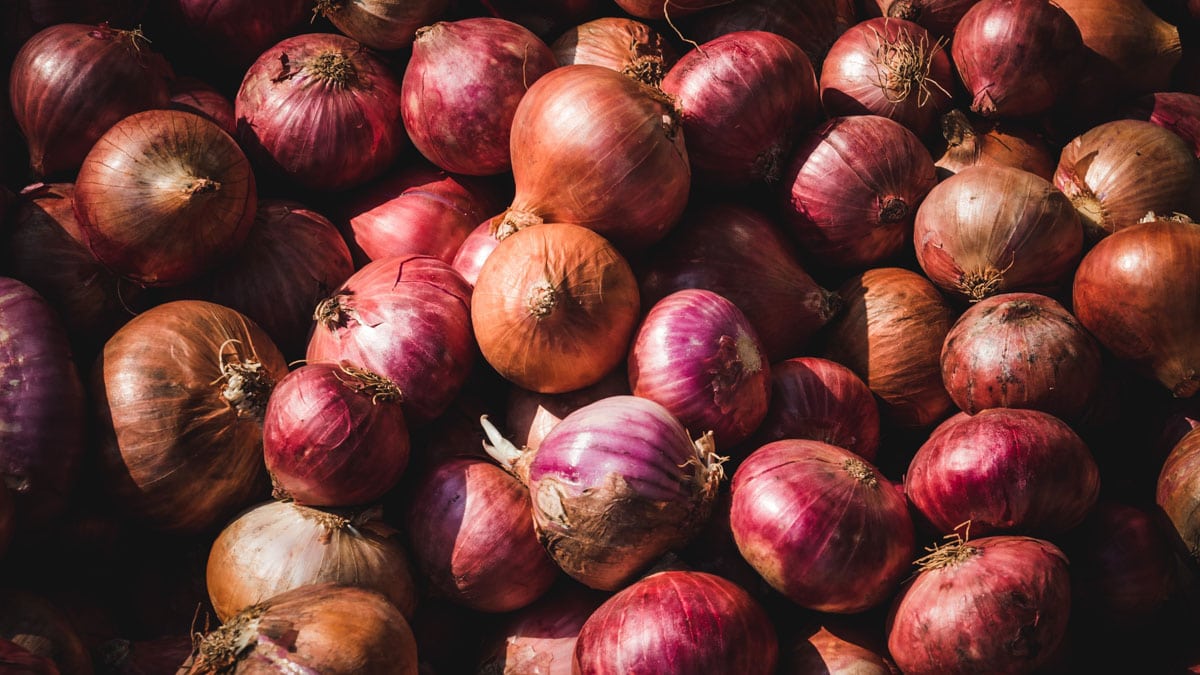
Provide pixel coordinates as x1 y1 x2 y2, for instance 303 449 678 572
1072 218 1200 398
905 408 1100 536
875 0 980 37
314 0 450 51
8 22 171 178
612 0 733 20
505 370 630 452
98 635 195 675
1054 0 1182 96
74 110 257 288
573 570 778 675
931 110 1057 180
782 621 898 674
550 17 674 88
914 165 1083 302
404 456 560 613
451 218 506 287
169 76 235 136
1157 427 1200 564
886 536 1072 675
170 0 309 69
235 32 408 192
821 267 955 427
682 0 858 69
0 590 94 675
940 293 1102 420
477 582 605 675
628 289 771 450
781 115 937 269
1124 92 1200 159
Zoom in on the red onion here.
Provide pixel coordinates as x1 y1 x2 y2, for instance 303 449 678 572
905 408 1100 536
660 31 820 187
752 356 881 462
573 570 777 674
404 455 560 612
0 278 86 530
951 0 1084 118
74 110 257 287
307 255 475 426
612 0 733 19
0 590 93 675
931 110 1058 180
451 217 508 287
1073 217 1200 397
402 18 557 176
313 0 450 51
628 289 770 450
914 165 1082 301
682 0 858 69
819 18 954 138
482 395 724 590
886 535 1072 675
550 17 674 87
782 622 898 674
0 637 57 673
495 64 690 252
263 363 409 506
5 1 148 47
780 115 937 269
235 32 408 192
730 439 914 613
1055 0 1182 97
477 582 605 674
941 293 1102 420
505 369 630 451
1157 428 1200 564
170 0 309 69
1124 91 1200 159
874 0 980 37
169 76 235 136
8 22 171 178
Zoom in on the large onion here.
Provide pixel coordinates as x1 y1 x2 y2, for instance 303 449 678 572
1054 0 1182 97
313 0 450 51
931 110 1057 180
550 17 674 87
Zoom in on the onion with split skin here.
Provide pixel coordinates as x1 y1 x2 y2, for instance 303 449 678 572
550 17 674 88
313 0 450 51
931 110 1057 181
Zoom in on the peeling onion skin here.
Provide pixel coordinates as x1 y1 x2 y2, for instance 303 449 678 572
1157 428 1200 566
931 110 1058 181
781 622 899 674
550 17 674 88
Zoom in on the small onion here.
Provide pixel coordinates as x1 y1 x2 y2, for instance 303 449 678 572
1124 91 1200 159
550 17 674 87
170 0 309 69
169 76 236 136
931 109 1058 180
874 0 980 37
1054 0 1182 96
206 501 418 623
573 570 777 674
682 0 858 69
313 0 450 51
1157 427 1200 565
477 582 606 675
505 370 630 452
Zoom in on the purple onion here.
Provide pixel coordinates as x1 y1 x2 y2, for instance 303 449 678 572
1125 91 1200 159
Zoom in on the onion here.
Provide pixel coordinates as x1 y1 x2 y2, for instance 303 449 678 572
941 293 1102 420
169 76 235 136
780 115 938 269
0 637 57 673
781 622 898 674
505 369 630 451
206 501 417 623
98 636 195 675
612 0 733 20
1124 91 1200 159
472 222 639 394
1072 216 1200 397
1157 427 1200 564
0 590 93 675
262 362 409 506
639 202 839 362
682 0 858 69
905 408 1100 536
313 0 450 51
235 32 408 192
820 267 955 427
4 1 148 49
1054 120 1199 242
182 583 418 674
0 278 86 530
74 110 257 287
951 0 1084 118
574 570 777 674
495 64 690 252
874 0 980 37
886 535 1072 675
451 218 508 288
629 289 770 450
482 395 724 590
170 0 309 68
307 255 475 426
660 31 819 187
93 300 287 533
477 582 606 675
751 356 881 462
931 110 1058 180
404 455 560 612
730 439 915 613
1054 0 1182 97
8 22 171 178
819 18 954 138
550 17 674 87
913 165 1083 301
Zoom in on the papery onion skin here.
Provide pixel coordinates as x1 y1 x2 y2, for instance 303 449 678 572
731 439 915 613
1124 91 1200 159
612 0 733 20
573 570 778 675
170 0 309 69
628 289 770 450
931 110 1057 180
9 22 171 178
206 501 418 623
914 165 1083 302
169 76 236 136
905 408 1100 536
781 622 898 674
74 110 257 287
550 17 674 87
886 536 1072 675
235 32 408 192
1157 427 1200 564
505 369 630 452
780 115 937 269
875 0 980 37
682 0 858 70
477 582 605 675
941 293 1102 420
1054 0 1182 97
404 456 559 613
314 0 450 51
451 217 508 288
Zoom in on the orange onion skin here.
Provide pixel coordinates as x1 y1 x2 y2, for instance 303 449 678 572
1157 427 1200 565
550 17 675 87
931 110 1057 181
1054 0 1182 97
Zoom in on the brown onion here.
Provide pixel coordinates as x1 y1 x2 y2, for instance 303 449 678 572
314 0 450 51
874 0 980 37
821 267 955 427
682 0 858 69
1158 428 1200 564
505 370 630 451
914 165 1082 301
477 582 605 675
1124 91 1200 159
931 110 1057 180
1055 0 1182 97
551 17 674 87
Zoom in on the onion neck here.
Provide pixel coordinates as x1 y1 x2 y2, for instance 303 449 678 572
527 284 557 319
843 458 879 488
184 177 221 197
690 431 728 500
189 604 267 672
886 0 918 21
957 266 1007 303
914 533 981 572
481 415 531 484
493 209 543 240
312 0 344 18
1000 300 1041 322
216 340 274 424
310 51 358 88
878 196 909 224
752 144 784 184
313 294 354 330
622 55 667 88
335 363 403 404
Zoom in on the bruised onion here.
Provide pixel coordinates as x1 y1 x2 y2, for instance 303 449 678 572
477 582 605 674
1124 91 1200 159
505 370 630 452
170 0 308 68
550 17 673 87
780 115 937 269
875 0 980 37
931 110 1057 180
1054 0 1182 96
314 0 450 51
482 395 724 590
730 439 915 613
169 77 235 136
573 570 777 674
682 0 858 69
913 165 1082 301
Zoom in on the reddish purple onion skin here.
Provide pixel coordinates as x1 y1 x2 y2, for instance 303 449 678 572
886 536 1072 675
306 255 475 427
682 0 858 69
660 31 820 187
573 570 778 675
730 439 915 613
170 0 308 69
906 409 1100 536
477 582 606 674
628 289 771 450
169 77 236 136
1125 91 1200 159
1157 428 1200 565
876 0 981 38
505 369 631 452
405 456 560 613
940 293 1102 420
782 622 898 674
780 115 938 269
932 110 1058 181
402 18 557 176
451 218 506 287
